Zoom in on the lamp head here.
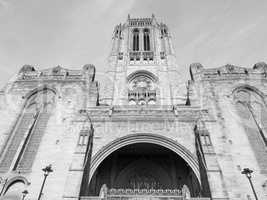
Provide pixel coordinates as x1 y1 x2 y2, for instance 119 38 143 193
42 164 53 175
241 168 253 178
22 190 28 196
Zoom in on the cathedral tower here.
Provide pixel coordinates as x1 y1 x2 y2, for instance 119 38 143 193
0 15 266 200
106 15 180 106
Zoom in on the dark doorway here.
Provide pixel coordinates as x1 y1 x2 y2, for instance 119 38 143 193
88 143 200 196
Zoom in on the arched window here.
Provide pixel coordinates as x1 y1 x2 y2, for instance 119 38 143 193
143 29 150 51
3 180 25 200
127 71 158 105
234 87 267 146
132 29 139 51
0 88 56 172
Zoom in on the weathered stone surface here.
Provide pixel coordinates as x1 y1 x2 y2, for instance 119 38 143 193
0 15 266 200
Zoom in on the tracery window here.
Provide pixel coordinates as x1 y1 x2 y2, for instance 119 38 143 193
127 71 157 105
3 180 25 199
234 87 267 146
78 129 89 146
0 88 56 172
132 29 139 51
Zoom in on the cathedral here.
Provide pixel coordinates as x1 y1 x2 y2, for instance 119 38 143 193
0 15 266 200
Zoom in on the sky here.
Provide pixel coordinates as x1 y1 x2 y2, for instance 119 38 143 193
0 0 267 88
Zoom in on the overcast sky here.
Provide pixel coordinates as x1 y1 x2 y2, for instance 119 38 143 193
0 0 267 88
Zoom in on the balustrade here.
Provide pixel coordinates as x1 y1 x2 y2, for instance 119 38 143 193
128 90 156 105
129 51 154 61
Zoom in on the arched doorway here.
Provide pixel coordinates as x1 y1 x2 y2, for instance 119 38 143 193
86 134 201 197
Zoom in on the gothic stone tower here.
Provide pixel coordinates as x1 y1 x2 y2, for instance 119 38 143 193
101 14 184 106
0 15 266 200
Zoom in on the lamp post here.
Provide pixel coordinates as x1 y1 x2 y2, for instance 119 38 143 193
22 190 28 200
37 164 53 200
241 168 258 200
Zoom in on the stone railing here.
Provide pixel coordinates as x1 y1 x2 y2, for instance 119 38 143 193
80 196 210 200
80 197 102 200
128 18 153 26
129 51 141 61
108 188 182 196
79 185 211 200
128 89 156 105
142 51 154 60
129 51 154 61
18 72 83 81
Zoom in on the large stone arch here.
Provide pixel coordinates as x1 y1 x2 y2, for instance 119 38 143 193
231 84 266 104
23 85 58 100
89 133 200 184
2 175 30 195
127 70 158 83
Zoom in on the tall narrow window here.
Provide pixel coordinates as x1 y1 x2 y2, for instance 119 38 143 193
132 29 139 51
234 88 267 146
15 89 55 171
0 89 56 172
143 29 150 51
78 130 89 146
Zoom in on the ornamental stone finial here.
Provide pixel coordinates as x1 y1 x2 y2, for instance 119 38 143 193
253 62 267 71
19 64 35 73
83 64 96 81
189 63 204 81
189 63 204 72
83 64 95 71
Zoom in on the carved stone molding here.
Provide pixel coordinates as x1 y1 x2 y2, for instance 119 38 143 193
89 133 200 184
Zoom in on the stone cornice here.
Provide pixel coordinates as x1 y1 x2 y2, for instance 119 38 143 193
190 62 267 82
15 64 96 83
76 105 214 122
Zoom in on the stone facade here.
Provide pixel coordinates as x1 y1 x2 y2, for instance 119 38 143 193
0 15 266 200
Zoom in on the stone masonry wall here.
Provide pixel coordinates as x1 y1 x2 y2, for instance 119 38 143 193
190 62 267 199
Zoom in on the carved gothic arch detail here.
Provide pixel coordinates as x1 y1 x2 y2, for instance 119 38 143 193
89 133 200 184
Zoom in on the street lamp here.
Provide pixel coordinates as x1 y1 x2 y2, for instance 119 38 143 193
241 168 258 200
22 190 28 200
37 164 53 200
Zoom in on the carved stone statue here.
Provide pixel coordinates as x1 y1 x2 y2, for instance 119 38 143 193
182 184 191 200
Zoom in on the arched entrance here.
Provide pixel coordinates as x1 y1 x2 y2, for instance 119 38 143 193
86 134 201 197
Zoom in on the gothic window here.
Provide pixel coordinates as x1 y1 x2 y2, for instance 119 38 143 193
0 88 56 172
127 71 158 105
200 132 212 146
143 29 150 51
234 88 267 146
164 29 167 35
161 29 164 36
78 130 89 146
160 26 168 38
132 29 139 51
3 180 25 198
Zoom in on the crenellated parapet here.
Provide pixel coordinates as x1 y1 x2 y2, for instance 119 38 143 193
16 64 96 83
190 62 267 82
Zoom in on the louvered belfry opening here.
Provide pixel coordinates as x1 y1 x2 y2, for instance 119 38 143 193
132 28 139 51
143 28 150 51
0 88 55 172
